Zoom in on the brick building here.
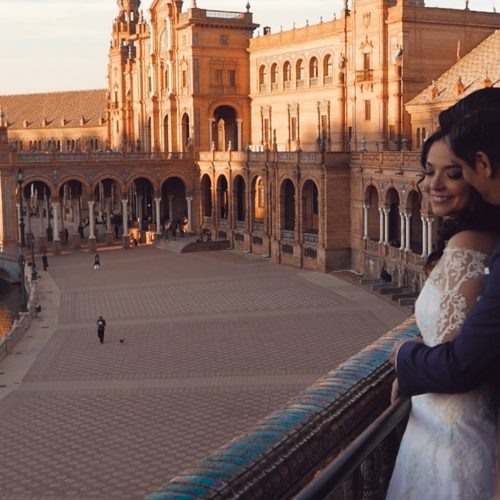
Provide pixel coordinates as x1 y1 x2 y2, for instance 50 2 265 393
1 0 499 287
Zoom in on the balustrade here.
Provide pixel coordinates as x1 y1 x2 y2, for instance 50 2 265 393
281 229 295 240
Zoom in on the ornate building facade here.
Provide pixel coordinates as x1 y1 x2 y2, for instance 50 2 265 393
1 0 499 286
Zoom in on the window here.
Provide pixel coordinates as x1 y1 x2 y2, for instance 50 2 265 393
365 100 371 121
283 62 291 82
323 54 333 80
182 70 187 88
291 117 297 142
259 65 267 90
271 63 278 85
215 69 223 87
363 52 371 70
228 70 236 88
296 59 304 82
309 57 319 79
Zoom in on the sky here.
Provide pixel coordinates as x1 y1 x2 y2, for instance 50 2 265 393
0 0 496 95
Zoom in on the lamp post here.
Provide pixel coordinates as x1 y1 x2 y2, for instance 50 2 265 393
18 254 27 313
17 169 26 247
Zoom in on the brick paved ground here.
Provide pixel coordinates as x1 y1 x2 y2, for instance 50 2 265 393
0 247 407 500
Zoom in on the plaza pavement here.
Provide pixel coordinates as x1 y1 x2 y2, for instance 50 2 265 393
0 246 407 500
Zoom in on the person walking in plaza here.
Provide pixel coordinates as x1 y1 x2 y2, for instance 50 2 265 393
94 253 100 270
96 315 106 344
42 254 48 271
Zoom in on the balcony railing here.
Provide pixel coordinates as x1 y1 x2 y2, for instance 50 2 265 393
252 221 264 233
296 397 411 499
303 232 319 244
148 317 419 499
356 69 373 82
281 229 295 240
234 220 246 231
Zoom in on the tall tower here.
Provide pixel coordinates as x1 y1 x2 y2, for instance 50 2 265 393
108 0 144 150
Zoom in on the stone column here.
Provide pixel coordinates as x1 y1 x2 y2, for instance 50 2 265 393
383 208 389 244
186 196 193 232
208 118 215 149
421 216 428 256
88 201 96 239
378 207 384 244
405 214 411 251
154 197 162 236
52 201 61 254
236 119 243 151
122 199 129 248
362 204 368 240
88 200 96 251
399 212 406 250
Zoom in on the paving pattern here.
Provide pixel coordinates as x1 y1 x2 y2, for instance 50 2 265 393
0 246 407 499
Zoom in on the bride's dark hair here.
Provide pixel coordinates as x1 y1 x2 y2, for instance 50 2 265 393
419 129 500 273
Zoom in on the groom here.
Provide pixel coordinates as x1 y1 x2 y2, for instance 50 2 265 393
392 88 500 396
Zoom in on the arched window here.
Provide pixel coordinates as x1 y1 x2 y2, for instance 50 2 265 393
271 63 279 89
309 57 319 85
296 59 305 85
323 54 333 84
258 65 267 92
283 61 292 89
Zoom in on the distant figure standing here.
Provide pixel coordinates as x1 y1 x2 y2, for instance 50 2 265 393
94 253 100 270
42 254 48 271
96 315 106 344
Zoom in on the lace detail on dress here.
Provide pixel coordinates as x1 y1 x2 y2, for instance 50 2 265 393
425 247 489 345
387 244 497 500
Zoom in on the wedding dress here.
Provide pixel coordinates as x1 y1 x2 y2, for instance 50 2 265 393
386 247 497 500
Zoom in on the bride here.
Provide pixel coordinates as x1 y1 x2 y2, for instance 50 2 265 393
386 129 500 499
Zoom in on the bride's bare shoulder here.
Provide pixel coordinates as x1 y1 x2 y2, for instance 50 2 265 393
447 230 499 254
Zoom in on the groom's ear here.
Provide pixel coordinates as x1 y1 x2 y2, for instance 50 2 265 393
474 151 494 178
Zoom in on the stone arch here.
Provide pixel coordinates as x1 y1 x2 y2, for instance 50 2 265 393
128 177 156 230
200 174 212 218
21 180 53 243
302 179 319 234
258 64 267 88
364 185 380 240
385 187 401 247
213 105 238 151
323 53 334 83
251 175 265 221
296 58 305 83
270 62 279 86
161 176 187 223
233 175 246 222
280 178 296 231
283 60 292 86
309 56 319 81
216 175 229 219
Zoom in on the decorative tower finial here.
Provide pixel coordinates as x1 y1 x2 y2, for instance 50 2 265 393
246 2 251 13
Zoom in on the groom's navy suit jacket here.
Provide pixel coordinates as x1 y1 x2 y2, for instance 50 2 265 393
397 242 500 396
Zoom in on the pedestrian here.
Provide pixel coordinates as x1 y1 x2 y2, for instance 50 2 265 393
96 315 106 344
94 253 100 270
42 254 48 271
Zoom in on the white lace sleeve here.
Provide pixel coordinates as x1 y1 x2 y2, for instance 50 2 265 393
434 247 489 343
